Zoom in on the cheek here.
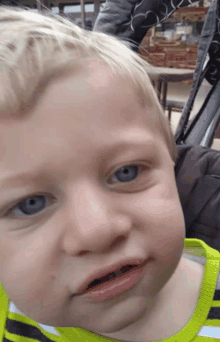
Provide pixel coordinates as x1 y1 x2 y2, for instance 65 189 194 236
0 235 50 299
133 178 185 263
0 251 62 324
150 171 185 237
148 197 185 254
139 180 185 237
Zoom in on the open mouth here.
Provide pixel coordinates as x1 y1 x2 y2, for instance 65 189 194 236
86 264 138 291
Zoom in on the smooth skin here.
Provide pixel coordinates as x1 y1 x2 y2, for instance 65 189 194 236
0 59 204 342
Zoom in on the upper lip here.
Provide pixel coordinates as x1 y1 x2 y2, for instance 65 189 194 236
76 257 148 296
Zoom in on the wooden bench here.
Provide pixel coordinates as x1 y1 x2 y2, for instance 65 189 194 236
164 48 190 68
145 52 167 67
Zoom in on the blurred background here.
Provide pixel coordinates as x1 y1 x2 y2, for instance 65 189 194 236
0 0 218 147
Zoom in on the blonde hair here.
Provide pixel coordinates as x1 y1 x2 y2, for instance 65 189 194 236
0 5 178 162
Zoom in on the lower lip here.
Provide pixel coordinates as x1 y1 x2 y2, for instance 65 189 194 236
79 260 148 302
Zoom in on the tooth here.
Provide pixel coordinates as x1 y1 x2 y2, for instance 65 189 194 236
103 267 133 283
108 274 116 280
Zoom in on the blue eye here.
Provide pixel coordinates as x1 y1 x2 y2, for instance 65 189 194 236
8 195 54 218
108 165 140 185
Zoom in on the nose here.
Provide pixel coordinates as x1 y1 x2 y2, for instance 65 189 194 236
62 181 132 254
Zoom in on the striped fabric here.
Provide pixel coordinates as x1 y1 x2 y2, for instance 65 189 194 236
0 238 220 342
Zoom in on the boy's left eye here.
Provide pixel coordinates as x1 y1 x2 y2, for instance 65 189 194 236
107 164 146 185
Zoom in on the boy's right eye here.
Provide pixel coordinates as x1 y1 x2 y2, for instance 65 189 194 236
4 194 56 219
107 163 149 188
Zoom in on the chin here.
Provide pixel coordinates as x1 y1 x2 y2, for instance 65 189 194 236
93 297 147 336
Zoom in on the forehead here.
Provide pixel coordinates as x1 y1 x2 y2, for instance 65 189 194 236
42 59 155 129
0 60 168 178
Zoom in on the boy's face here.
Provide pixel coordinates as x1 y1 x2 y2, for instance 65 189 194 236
0 60 185 337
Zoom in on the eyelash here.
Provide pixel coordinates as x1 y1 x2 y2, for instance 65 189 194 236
3 163 148 219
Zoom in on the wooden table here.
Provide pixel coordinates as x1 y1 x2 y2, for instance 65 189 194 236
149 67 194 110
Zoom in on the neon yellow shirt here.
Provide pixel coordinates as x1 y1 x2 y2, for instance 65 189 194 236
1 238 220 342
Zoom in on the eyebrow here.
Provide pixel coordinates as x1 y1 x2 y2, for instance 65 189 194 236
0 139 157 189
0 171 54 190
99 139 156 160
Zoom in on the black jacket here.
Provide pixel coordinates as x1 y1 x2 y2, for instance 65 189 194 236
176 144 220 252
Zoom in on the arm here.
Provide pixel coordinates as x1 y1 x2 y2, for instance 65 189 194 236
93 0 200 51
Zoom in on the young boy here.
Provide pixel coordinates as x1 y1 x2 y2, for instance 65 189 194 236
0 5 219 342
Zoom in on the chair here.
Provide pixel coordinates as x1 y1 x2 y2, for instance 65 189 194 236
166 100 185 122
